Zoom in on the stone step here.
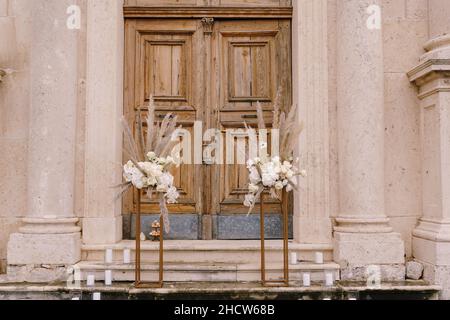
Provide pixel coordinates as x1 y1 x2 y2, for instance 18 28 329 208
0 281 440 300
76 261 341 283
81 240 333 265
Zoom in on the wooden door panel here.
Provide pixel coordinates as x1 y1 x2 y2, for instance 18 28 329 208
214 20 292 217
218 20 282 112
125 19 203 221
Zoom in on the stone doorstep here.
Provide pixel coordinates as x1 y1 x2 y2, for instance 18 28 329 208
0 281 441 300
76 261 341 283
81 240 334 264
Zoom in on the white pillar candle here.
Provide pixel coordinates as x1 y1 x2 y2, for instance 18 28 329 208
105 249 113 264
315 252 324 264
290 252 298 265
86 274 95 287
302 273 311 287
105 270 112 286
93 292 101 301
123 249 131 264
325 272 334 287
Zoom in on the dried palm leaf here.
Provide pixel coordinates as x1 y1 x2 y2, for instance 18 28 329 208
272 87 283 130
156 113 174 146
114 183 132 201
136 106 146 160
146 96 156 152
256 101 266 131
245 122 258 160
280 105 300 159
121 117 141 162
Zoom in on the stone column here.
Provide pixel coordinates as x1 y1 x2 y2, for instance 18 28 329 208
7 0 81 281
408 0 450 299
334 0 405 280
293 0 332 247
82 0 123 244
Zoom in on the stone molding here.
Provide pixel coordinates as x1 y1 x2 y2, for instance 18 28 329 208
19 218 81 235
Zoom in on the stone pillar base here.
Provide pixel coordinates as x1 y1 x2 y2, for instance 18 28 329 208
3 265 70 284
334 232 405 281
7 233 81 266
6 233 81 283
413 236 450 299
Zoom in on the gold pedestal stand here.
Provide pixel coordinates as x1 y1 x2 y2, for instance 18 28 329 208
134 189 164 288
260 190 290 287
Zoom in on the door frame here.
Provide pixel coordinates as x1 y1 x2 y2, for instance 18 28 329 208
83 1 333 252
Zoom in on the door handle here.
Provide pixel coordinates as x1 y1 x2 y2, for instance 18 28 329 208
241 115 258 119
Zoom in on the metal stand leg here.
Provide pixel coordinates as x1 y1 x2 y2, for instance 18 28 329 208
134 189 164 288
260 190 290 287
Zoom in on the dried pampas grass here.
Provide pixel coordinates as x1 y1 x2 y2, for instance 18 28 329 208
118 95 179 233
251 87 303 161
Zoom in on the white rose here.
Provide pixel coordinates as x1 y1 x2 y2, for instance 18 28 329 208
275 181 284 190
158 172 174 188
249 167 261 185
147 176 158 187
283 161 293 169
132 173 146 189
286 168 295 179
156 184 168 193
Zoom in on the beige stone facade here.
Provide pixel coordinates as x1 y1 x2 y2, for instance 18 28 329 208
1 0 450 299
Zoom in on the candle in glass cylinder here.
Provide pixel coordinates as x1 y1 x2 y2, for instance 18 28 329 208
86 274 95 287
315 252 324 264
93 292 101 301
105 270 112 286
105 249 113 264
123 249 131 264
302 273 311 287
325 272 334 287
290 252 298 265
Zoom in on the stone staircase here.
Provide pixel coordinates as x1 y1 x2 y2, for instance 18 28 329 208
78 240 340 283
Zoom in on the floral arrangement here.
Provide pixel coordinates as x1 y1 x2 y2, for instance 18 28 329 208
244 156 306 211
243 88 306 213
118 96 180 232
122 152 179 204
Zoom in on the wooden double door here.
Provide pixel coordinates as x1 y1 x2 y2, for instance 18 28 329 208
124 17 292 240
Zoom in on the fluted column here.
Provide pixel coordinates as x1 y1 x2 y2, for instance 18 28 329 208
334 0 404 279
7 0 81 273
293 0 332 247
82 0 123 244
408 0 450 299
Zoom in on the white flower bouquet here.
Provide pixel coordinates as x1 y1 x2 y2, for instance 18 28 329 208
123 152 179 204
117 96 180 232
243 88 306 213
244 156 306 212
